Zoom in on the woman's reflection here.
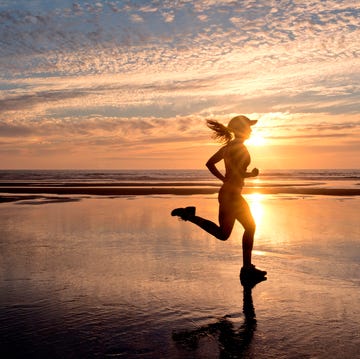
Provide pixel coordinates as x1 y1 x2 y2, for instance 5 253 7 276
173 278 265 358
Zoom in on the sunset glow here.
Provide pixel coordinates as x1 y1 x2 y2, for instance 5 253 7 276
247 193 265 225
246 134 267 147
0 1 359 169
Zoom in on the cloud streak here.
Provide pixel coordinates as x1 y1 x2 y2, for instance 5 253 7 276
0 0 359 169
1 1 359 76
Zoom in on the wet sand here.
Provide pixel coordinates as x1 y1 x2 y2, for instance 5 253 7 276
1 184 360 203
0 194 359 358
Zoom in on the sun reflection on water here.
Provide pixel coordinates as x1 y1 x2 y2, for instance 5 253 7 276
246 193 265 226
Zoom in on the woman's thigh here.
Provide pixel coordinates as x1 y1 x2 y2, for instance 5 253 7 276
234 196 255 230
218 196 236 238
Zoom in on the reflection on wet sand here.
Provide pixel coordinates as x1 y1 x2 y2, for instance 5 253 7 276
1 196 359 358
173 278 265 358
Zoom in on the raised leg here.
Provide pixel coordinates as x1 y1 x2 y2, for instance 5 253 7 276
188 207 234 241
171 204 235 241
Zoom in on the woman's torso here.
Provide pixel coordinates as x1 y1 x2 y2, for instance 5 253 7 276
222 140 250 189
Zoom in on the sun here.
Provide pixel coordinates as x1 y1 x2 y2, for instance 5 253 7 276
245 133 266 146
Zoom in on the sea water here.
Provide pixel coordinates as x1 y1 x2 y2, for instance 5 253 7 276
0 168 359 184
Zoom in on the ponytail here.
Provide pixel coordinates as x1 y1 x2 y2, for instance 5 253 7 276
206 120 233 144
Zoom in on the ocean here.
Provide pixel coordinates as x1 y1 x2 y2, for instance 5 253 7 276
0 169 359 196
0 168 359 184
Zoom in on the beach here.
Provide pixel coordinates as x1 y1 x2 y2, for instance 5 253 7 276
2 0 359 357
0 184 359 358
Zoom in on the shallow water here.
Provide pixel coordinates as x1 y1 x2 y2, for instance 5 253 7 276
0 195 359 358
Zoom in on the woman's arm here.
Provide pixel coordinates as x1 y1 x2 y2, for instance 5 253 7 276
244 168 259 178
206 147 226 182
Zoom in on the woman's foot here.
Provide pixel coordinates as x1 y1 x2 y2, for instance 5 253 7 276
171 206 196 221
240 264 267 286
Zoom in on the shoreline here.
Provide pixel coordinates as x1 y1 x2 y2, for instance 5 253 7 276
1 186 359 204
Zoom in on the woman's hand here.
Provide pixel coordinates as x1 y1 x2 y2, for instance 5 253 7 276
251 168 259 177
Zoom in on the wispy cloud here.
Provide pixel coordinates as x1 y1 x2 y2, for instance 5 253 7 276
1 0 359 76
0 0 359 168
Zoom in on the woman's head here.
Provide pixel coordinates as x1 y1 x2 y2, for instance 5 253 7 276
227 115 257 134
207 115 257 143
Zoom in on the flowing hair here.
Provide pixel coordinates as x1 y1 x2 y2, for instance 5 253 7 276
206 120 233 144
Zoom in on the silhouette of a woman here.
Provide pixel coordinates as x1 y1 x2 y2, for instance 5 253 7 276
171 115 266 282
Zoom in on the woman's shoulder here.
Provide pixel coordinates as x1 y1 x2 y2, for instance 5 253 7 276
226 140 247 151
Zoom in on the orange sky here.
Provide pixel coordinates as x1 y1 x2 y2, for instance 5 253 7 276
0 1 359 169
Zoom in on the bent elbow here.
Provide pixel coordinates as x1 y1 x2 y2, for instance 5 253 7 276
206 160 213 169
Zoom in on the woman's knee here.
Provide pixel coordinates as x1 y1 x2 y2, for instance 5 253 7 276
216 229 231 241
244 221 256 235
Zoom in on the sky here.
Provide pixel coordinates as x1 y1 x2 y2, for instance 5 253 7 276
0 0 359 170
